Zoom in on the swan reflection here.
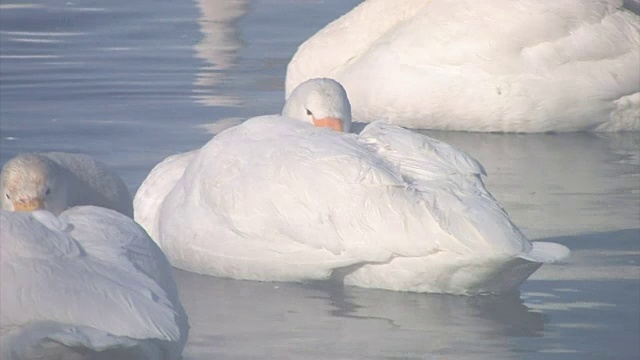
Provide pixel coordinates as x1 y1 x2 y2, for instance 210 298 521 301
192 0 248 106
176 271 543 359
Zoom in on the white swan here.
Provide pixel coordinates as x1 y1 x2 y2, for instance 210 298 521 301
0 207 189 360
286 0 640 132
1 152 133 217
134 78 569 295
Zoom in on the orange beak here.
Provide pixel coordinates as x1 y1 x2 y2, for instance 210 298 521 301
312 117 343 132
13 198 45 212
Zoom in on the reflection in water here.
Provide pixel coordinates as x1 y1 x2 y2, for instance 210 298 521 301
338 286 543 336
192 0 248 106
176 270 543 359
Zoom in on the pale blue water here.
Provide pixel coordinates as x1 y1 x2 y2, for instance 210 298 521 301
1 1 639 359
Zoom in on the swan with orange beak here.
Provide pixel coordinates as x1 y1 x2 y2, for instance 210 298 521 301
134 78 569 295
282 77 351 133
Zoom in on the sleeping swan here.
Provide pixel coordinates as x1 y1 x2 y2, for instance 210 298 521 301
1 152 133 217
0 207 188 360
286 0 640 132
134 78 569 295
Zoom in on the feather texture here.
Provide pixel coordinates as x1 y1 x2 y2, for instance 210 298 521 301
134 116 569 294
286 0 640 132
0 208 188 360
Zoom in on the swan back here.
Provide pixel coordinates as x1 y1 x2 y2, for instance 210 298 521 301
0 208 188 359
286 0 640 132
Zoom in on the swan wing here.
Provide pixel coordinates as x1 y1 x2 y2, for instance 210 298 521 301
0 208 187 358
360 121 570 262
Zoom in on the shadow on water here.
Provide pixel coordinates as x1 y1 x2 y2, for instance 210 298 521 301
624 0 640 15
175 269 545 359
307 281 545 337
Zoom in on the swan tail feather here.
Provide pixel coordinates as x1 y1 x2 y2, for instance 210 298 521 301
520 242 570 263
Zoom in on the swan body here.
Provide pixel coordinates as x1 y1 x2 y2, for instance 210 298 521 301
0 207 188 360
134 150 197 242
134 78 569 294
1 152 133 217
286 0 640 132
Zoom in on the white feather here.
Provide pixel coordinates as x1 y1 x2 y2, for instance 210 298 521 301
286 0 640 132
0 207 188 360
134 78 569 295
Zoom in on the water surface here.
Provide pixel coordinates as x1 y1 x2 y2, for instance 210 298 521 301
1 1 638 359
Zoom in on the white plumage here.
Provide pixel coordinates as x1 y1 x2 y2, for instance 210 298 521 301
134 78 569 295
0 207 188 360
1 152 133 217
286 0 640 132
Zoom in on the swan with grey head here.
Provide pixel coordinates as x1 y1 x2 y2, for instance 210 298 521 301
1 152 133 217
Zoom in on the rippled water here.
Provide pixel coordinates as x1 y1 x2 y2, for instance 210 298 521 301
1 1 639 359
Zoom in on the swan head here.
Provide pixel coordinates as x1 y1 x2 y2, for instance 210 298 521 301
1 153 67 215
282 78 352 133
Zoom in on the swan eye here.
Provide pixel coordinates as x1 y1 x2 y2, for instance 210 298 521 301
45 188 51 196
5 193 9 200
306 109 312 116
